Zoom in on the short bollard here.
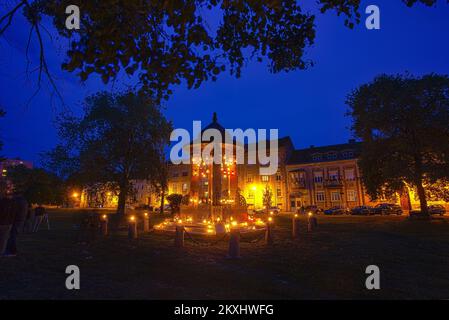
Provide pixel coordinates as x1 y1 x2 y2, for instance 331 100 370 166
215 222 226 235
100 214 108 236
265 217 274 245
307 214 318 232
175 225 185 248
128 216 138 239
227 229 240 259
143 213 150 232
292 214 300 239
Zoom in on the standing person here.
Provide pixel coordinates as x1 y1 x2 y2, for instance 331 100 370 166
33 205 46 233
0 196 15 256
23 203 34 233
4 194 28 257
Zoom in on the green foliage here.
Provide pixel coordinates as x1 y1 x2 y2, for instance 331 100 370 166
424 179 449 202
7 165 65 205
47 90 172 214
166 193 183 214
234 188 247 207
262 184 273 209
347 73 449 213
181 194 190 206
3 1 439 102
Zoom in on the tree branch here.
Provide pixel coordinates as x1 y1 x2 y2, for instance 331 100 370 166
0 1 26 36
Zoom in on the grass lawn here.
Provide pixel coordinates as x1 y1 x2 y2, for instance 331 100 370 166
1 209 449 299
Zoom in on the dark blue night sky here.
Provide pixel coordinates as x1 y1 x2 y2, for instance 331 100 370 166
1 0 448 165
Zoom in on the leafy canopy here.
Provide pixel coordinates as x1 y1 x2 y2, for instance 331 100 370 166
47 90 172 213
166 193 183 214
1 0 440 101
262 184 273 209
346 73 449 207
7 164 65 205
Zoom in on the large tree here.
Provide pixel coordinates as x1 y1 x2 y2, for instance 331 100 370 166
346 74 449 215
0 1 441 102
47 91 172 215
262 184 273 211
7 164 65 205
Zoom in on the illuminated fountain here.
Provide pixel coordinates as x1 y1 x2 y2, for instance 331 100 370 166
153 215 267 236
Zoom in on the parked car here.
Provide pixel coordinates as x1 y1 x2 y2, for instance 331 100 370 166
324 206 348 215
350 206 373 215
302 205 323 215
156 205 171 213
268 207 280 215
372 203 403 215
134 204 151 210
428 204 446 216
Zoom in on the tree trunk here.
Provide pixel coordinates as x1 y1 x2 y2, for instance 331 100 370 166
413 154 429 216
160 190 165 214
415 180 429 215
117 186 128 216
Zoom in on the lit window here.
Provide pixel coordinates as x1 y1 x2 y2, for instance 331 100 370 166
247 174 253 183
327 152 338 160
182 183 188 193
331 192 341 202
347 190 357 202
342 151 354 159
328 170 339 181
312 153 322 162
316 191 325 202
261 175 269 182
277 188 282 197
345 168 355 180
313 172 323 183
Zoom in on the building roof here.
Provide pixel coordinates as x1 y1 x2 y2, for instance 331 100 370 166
201 112 226 136
191 112 235 144
287 140 361 165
